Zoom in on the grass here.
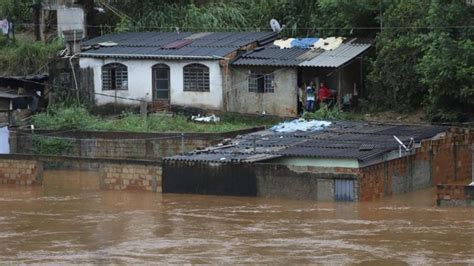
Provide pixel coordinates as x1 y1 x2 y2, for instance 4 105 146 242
31 105 282 133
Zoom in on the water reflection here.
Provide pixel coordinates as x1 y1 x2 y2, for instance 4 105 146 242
0 175 472 264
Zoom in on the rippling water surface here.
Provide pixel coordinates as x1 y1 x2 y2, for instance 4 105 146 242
0 172 472 264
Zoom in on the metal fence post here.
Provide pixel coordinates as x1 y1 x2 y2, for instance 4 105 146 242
181 133 185 154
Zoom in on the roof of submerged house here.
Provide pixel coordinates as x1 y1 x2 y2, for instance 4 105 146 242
79 32 279 60
165 121 449 166
231 38 372 68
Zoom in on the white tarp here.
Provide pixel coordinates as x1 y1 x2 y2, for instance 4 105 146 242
0 126 10 154
271 119 331 133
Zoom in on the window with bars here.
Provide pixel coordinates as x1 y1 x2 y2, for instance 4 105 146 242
183 63 210 92
102 63 128 90
248 71 274 93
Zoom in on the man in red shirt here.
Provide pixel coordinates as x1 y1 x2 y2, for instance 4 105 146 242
317 82 331 103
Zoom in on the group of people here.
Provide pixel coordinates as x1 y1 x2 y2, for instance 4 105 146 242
298 81 332 113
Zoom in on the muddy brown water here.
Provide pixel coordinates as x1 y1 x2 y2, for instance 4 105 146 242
0 171 473 264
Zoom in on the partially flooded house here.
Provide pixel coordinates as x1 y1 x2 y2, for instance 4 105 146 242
163 122 473 201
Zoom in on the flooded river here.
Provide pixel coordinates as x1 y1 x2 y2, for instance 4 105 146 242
0 173 473 264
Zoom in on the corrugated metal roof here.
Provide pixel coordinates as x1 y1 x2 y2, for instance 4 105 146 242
80 32 278 59
164 122 449 163
231 38 372 68
299 42 372 67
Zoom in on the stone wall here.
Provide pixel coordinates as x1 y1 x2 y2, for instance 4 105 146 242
0 158 42 185
0 154 161 192
13 128 261 159
359 129 473 201
437 184 474 207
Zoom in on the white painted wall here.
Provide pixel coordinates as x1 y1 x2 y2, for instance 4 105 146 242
79 58 224 110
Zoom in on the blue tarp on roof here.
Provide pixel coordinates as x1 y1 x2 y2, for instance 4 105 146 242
290 38 319 49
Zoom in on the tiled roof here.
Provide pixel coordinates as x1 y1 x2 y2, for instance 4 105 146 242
80 32 278 60
232 38 372 68
164 121 449 164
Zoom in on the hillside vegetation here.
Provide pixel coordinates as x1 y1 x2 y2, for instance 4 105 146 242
1 0 473 122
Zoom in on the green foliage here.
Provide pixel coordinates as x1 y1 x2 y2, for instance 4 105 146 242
0 0 32 25
32 135 74 155
368 0 473 121
31 105 281 133
301 104 347 120
31 105 104 130
100 0 381 37
0 37 64 75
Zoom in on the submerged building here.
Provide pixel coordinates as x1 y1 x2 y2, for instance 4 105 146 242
163 121 473 201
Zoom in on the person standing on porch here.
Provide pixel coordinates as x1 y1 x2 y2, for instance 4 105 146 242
317 82 331 104
306 82 315 112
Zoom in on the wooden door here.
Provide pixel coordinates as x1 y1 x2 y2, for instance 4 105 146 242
152 64 170 102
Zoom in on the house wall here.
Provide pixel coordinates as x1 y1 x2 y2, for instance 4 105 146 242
254 164 358 201
57 7 85 38
79 58 224 110
228 66 298 117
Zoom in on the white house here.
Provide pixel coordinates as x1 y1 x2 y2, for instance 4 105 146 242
78 32 278 111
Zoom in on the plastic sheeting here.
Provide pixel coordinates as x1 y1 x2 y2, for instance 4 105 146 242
191 114 221 123
273 38 294 49
0 126 9 154
313 37 345 50
270 119 331 133
290 38 319 49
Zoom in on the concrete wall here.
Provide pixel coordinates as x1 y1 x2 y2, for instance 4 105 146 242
79 58 224 110
437 184 474 207
0 154 162 192
228 66 298 117
14 128 260 160
254 164 358 201
359 129 473 201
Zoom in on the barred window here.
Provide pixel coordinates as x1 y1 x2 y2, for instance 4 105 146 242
183 63 210 92
102 63 128 90
248 71 274 93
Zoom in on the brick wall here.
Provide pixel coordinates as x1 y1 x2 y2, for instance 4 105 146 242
102 163 161 192
0 159 42 185
437 184 474 207
359 129 473 201
0 154 161 192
